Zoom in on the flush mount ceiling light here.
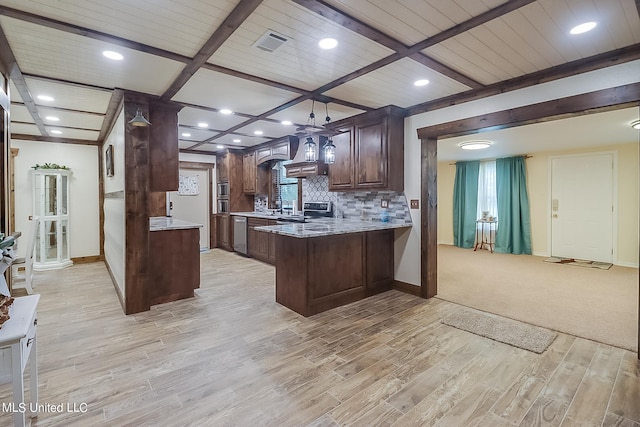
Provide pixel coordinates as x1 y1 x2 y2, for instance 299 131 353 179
128 108 151 127
37 95 54 102
103 50 123 60
631 120 640 130
233 138 241 143
414 79 430 87
197 122 208 128
45 116 59 121
254 130 263 135
181 132 191 137
570 21 597 35
50 130 62 135
318 38 338 49
216 144 224 149
281 120 292 126
458 140 493 150
219 109 233 115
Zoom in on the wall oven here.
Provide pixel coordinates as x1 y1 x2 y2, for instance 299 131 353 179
217 199 229 213
217 182 229 198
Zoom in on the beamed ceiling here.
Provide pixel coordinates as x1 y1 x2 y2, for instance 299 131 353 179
1 0 639 155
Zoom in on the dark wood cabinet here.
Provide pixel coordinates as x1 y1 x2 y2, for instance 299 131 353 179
285 161 328 178
149 103 181 192
365 229 394 290
328 106 404 192
217 153 229 182
242 152 256 194
217 214 231 250
247 217 276 264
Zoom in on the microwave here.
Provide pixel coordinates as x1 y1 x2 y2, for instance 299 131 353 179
217 182 229 198
217 199 229 213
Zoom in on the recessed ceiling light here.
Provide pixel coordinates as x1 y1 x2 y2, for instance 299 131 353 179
50 130 62 135
45 116 60 121
216 144 224 149
37 95 54 102
458 140 493 150
219 109 233 115
281 120 293 125
570 22 597 35
254 130 263 135
318 38 338 49
631 120 640 130
414 79 430 87
233 138 241 143
181 132 191 137
197 122 208 128
103 50 124 60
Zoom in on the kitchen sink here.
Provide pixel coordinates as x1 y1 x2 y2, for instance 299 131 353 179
276 215 307 223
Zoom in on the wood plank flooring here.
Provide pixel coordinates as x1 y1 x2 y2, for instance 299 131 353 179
0 249 638 426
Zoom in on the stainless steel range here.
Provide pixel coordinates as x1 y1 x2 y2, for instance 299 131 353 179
303 201 333 219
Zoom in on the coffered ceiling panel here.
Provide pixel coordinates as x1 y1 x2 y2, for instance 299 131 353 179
10 123 40 135
9 81 22 103
38 107 103 130
0 0 239 58
323 0 506 45
267 100 365 124
209 0 395 91
323 58 471 109
9 104 33 123
216 133 270 148
178 107 247 131
43 127 99 141
24 77 111 114
235 119 298 139
177 127 218 143
172 68 300 116
0 16 185 96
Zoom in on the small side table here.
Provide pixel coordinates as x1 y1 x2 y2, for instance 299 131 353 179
0 294 40 427
474 220 497 253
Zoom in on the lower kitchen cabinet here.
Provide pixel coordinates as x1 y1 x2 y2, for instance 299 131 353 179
247 217 277 264
217 214 232 251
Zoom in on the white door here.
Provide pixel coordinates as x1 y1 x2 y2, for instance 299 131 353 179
551 153 613 262
169 169 210 251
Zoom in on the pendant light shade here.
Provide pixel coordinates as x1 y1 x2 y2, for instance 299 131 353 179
128 108 151 127
304 136 316 162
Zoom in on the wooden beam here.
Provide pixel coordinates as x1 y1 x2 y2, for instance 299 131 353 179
98 89 123 142
0 25 47 136
10 133 100 145
160 0 264 101
417 82 640 140
293 0 483 89
421 138 437 299
407 44 640 116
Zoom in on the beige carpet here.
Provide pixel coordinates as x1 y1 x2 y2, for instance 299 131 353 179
437 244 639 351
443 309 557 353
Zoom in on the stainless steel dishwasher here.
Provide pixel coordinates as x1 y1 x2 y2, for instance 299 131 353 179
232 216 248 254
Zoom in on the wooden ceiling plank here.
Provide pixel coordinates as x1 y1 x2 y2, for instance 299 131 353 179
292 0 483 89
0 24 47 135
407 43 640 116
21 73 113 93
12 101 106 117
0 5 191 64
161 0 264 101
11 133 100 146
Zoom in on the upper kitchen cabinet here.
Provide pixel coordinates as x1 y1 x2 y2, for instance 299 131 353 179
328 106 405 192
149 102 181 192
242 151 256 194
255 136 298 165
217 152 229 182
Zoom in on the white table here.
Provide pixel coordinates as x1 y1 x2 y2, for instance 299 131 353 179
0 295 39 427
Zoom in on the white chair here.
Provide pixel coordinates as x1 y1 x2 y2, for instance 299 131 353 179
11 218 39 295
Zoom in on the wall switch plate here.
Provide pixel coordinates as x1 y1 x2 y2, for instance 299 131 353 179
410 199 419 209
381 199 390 208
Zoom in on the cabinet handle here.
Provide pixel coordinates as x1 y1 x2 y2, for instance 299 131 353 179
27 338 35 347
34 318 38 326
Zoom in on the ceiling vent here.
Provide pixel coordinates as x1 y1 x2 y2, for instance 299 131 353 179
253 30 289 53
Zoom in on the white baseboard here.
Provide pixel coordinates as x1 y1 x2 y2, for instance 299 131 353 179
615 261 639 268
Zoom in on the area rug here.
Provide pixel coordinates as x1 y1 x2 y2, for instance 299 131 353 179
442 310 557 354
543 257 612 270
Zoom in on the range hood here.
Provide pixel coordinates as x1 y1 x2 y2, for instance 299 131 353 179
285 135 329 178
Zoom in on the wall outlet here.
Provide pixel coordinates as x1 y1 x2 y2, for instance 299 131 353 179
410 199 419 209
381 199 390 208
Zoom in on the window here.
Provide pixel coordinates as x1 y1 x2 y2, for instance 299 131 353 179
271 161 298 212
477 160 497 220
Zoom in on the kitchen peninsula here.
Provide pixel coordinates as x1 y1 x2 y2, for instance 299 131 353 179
149 217 202 306
256 219 411 316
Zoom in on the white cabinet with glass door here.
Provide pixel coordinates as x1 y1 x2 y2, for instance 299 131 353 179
31 169 73 270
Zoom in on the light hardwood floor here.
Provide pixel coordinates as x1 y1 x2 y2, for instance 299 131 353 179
1 249 639 426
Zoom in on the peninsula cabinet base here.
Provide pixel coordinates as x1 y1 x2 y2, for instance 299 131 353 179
275 230 394 316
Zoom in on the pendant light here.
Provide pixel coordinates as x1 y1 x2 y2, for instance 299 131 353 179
304 100 317 162
128 107 151 127
323 103 336 164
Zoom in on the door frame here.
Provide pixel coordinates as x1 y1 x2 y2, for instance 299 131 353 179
417 82 640 358
176 161 214 248
547 151 618 262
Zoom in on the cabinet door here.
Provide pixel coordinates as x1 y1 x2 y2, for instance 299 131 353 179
243 152 256 194
217 154 229 182
328 130 354 190
355 119 386 189
217 215 230 249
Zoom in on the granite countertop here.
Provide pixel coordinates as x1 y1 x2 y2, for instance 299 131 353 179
149 216 203 231
230 211 280 219
254 218 412 238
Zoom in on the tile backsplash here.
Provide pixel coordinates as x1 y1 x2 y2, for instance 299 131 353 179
303 176 411 223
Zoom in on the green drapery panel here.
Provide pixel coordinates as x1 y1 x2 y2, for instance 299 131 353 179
495 156 532 254
453 161 480 248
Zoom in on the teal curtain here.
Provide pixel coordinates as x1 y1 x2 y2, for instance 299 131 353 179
495 156 532 254
453 161 480 248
